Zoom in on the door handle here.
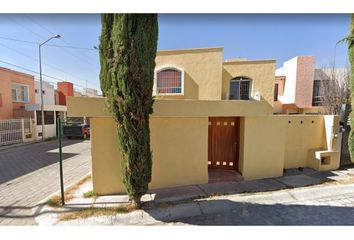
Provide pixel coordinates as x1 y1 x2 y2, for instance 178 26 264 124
234 142 237 152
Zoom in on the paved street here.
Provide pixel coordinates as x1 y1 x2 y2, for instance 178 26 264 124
163 183 354 226
0 139 91 225
48 180 354 226
171 192 354 225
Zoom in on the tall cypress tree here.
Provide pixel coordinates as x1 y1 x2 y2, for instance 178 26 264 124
348 14 354 162
99 14 158 207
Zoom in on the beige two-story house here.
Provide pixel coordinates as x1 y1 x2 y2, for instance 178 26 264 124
68 47 341 195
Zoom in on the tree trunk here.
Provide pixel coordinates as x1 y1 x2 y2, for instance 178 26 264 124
348 14 354 162
131 196 142 209
99 14 158 207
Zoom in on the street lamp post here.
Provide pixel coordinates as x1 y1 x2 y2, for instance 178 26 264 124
39 34 61 141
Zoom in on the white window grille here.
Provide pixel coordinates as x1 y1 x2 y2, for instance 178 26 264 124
11 84 29 102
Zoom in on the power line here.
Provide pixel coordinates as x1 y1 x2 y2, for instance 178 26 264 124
0 35 98 51
0 42 39 62
0 41 97 88
7 15 97 68
1 16 100 92
45 44 97 51
22 15 98 65
0 36 37 44
0 59 95 91
9 16 47 41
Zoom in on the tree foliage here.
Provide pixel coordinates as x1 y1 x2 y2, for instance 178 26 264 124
316 65 350 115
347 14 354 161
99 14 158 207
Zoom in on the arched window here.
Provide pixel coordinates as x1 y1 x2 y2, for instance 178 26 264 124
229 77 252 100
155 67 184 95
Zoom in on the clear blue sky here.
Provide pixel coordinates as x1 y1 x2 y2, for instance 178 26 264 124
0 14 350 93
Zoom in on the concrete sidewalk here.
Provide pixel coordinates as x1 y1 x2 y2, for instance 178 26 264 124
34 166 354 225
147 166 354 205
0 139 91 225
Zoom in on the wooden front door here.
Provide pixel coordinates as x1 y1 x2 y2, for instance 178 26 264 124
208 117 239 170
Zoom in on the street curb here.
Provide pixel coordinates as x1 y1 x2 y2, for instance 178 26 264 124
36 181 354 225
0 140 43 152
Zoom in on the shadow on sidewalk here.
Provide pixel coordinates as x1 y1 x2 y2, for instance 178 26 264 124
146 199 354 225
149 168 340 205
0 202 94 220
0 139 85 184
3 198 354 226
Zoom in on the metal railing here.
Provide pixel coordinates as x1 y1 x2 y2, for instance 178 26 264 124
0 118 34 146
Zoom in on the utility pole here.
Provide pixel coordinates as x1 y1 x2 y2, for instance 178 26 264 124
39 34 61 141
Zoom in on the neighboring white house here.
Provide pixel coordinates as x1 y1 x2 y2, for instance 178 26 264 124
74 90 84 97
34 80 55 105
83 88 99 97
25 81 67 140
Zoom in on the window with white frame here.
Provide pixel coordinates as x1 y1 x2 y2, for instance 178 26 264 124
229 77 252 100
11 84 29 102
156 68 183 95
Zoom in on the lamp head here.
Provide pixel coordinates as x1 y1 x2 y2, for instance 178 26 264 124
54 34 61 39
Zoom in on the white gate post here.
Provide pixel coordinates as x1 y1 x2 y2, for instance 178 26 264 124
21 118 25 142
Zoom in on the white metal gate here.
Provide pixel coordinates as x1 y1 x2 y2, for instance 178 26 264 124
0 118 34 146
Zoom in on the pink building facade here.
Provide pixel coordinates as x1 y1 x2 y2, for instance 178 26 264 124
0 67 35 119
274 56 323 114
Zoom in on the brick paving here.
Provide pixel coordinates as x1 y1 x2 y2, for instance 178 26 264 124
0 139 91 225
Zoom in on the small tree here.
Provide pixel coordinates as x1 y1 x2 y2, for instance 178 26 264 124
99 14 158 208
317 65 350 115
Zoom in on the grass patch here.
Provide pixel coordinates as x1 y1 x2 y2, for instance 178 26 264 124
83 190 99 199
59 205 134 221
47 195 63 207
46 175 92 207
335 177 354 185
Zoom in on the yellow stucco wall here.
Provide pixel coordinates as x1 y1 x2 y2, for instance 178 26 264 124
155 47 223 100
69 97 341 193
306 115 341 172
282 115 326 169
149 117 208 189
67 97 273 118
91 118 125 194
308 149 340 172
240 115 340 180
240 116 286 180
90 116 208 195
222 60 276 107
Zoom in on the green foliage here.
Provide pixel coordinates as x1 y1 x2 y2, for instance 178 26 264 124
99 14 158 205
348 14 354 162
